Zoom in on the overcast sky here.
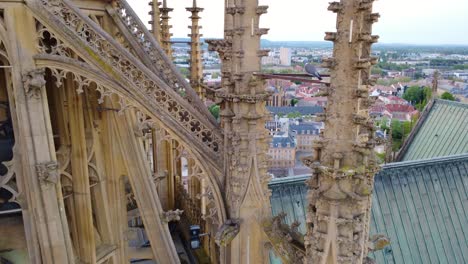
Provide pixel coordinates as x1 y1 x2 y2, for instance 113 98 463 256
128 0 468 45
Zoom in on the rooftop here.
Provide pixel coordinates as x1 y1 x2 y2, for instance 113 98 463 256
384 104 417 113
267 106 324 116
398 99 468 161
271 135 296 148
289 123 321 135
268 154 468 264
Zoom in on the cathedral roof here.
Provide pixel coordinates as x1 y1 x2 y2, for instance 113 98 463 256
268 154 468 263
398 99 468 161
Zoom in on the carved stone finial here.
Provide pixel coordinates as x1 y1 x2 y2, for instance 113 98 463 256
215 219 240 246
36 161 59 185
161 209 184 223
22 68 46 99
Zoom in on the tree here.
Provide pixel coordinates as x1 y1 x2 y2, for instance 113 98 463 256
414 72 424 80
403 86 432 111
179 67 189 78
371 67 383 76
440 92 456 101
391 119 416 151
286 111 302 119
378 116 390 130
290 98 299 107
208 104 220 120
402 86 423 104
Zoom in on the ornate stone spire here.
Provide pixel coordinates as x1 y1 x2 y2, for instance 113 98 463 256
148 0 161 42
160 0 173 59
432 70 440 99
303 0 380 263
186 0 204 99
207 0 271 262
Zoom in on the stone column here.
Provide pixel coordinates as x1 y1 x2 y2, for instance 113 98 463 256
4 6 74 263
210 0 272 263
160 0 173 59
186 0 205 100
303 1 380 263
67 79 97 263
148 0 162 42
432 71 440 99
110 107 180 264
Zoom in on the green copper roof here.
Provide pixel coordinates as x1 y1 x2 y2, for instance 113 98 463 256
268 154 468 263
399 99 468 161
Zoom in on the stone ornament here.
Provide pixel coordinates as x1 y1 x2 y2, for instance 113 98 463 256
262 212 305 263
214 219 240 247
161 209 184 223
22 68 46 99
36 161 59 185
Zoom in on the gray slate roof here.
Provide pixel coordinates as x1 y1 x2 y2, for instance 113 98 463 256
289 123 321 135
268 154 468 264
398 99 468 161
271 135 296 148
267 106 324 116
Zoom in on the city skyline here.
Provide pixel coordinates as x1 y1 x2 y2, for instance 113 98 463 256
129 0 468 45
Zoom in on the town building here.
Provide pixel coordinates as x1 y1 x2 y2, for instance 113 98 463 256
289 122 322 151
261 56 280 65
265 117 289 135
267 106 324 117
383 104 419 121
268 133 296 168
296 96 328 107
266 86 290 107
279 47 292 66
378 95 408 105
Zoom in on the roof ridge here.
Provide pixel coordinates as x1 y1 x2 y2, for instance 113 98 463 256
382 153 468 170
435 98 468 108
268 174 310 185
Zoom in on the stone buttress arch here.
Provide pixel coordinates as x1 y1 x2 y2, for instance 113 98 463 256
34 56 228 228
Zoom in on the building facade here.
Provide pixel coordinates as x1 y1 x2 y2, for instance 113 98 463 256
279 47 292 66
268 134 296 168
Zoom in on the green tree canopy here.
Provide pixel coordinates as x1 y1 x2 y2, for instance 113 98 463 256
440 91 456 101
208 104 220 120
391 119 417 151
286 111 302 119
290 98 299 107
403 86 432 111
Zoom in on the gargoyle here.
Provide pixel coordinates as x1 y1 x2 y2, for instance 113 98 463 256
214 219 240 247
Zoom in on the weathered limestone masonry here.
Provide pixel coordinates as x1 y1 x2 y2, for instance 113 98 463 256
186 0 204 100
303 0 380 263
0 0 228 263
160 0 173 60
149 0 161 42
209 0 271 262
